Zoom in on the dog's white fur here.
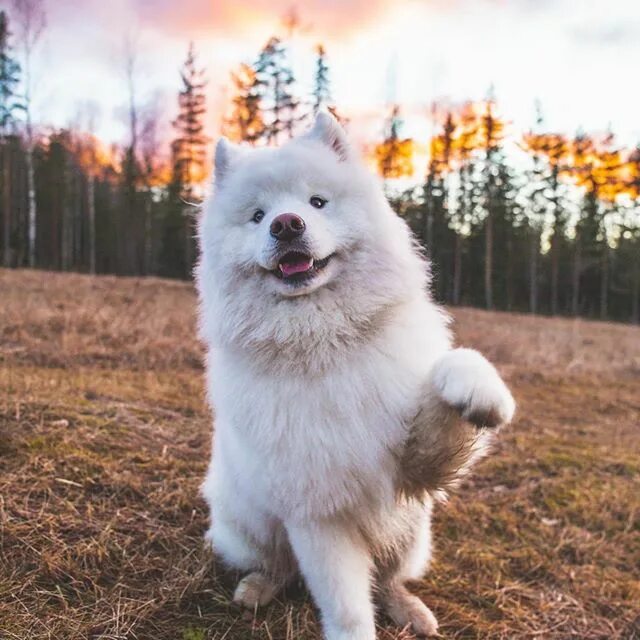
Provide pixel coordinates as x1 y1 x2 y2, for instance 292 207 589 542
197 113 515 639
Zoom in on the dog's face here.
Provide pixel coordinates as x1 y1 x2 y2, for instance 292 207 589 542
198 113 428 359
202 113 389 299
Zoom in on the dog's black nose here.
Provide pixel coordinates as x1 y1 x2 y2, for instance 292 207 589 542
270 213 306 241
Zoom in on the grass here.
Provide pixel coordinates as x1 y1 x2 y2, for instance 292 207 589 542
1 268 639 640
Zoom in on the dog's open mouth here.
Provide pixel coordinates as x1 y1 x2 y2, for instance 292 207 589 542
271 251 332 284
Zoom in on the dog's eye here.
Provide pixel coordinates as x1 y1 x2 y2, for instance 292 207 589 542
309 195 327 209
252 209 265 223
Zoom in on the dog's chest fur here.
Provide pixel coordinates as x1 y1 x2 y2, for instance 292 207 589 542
208 299 450 522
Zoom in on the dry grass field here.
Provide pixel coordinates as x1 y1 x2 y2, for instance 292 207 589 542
1 268 639 640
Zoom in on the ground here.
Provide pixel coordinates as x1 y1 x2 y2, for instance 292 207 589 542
1 269 639 640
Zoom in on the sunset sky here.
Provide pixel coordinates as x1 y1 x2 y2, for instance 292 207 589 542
22 0 640 150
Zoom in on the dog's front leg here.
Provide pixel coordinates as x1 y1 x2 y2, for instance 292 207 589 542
400 347 515 497
287 519 376 640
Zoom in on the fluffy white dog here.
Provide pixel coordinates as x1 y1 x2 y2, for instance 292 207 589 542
196 113 515 639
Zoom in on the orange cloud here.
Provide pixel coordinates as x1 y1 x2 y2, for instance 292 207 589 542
132 0 397 38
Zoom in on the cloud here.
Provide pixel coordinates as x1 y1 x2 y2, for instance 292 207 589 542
571 22 640 46
130 0 396 39
34 0 640 146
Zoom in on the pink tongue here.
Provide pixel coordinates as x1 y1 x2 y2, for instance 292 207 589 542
280 258 313 277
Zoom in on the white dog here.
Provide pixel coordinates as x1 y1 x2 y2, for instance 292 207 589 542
196 113 515 639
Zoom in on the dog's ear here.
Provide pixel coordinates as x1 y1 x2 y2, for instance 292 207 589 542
214 137 243 186
306 111 350 161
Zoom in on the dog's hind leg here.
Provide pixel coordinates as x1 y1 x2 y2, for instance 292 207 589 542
208 514 296 609
203 459 297 608
208 512 296 609
233 571 281 609
382 581 439 638
233 522 297 609
377 504 439 637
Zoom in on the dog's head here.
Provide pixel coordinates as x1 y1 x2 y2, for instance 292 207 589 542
198 113 427 354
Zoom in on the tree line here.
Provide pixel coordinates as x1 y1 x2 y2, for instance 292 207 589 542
1 8 208 279
380 103 640 322
1 13 639 322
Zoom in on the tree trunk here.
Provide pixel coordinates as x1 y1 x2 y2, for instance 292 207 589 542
2 144 12 268
271 72 281 146
124 40 139 276
144 193 152 275
26 141 37 268
632 247 639 325
506 232 514 311
14 0 45 269
550 225 559 315
74 172 82 269
484 210 493 309
572 231 581 316
550 170 561 315
121 158 138 276
61 155 72 271
453 233 462 305
423 177 434 256
599 244 608 320
88 175 96 274
426 209 433 255
529 230 538 314
184 208 194 279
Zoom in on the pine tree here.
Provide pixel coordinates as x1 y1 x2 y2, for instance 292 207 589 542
424 110 446 247
621 224 640 324
312 44 331 113
521 106 572 314
523 129 571 315
448 104 481 305
548 146 570 315
592 136 624 319
0 11 22 135
522 106 548 313
492 153 522 311
375 105 414 182
477 97 505 309
253 37 302 144
138 102 168 275
617 160 640 323
310 44 347 126
119 36 142 276
164 43 209 278
522 145 546 313
223 63 265 144
12 0 46 269
72 130 100 274
0 11 23 268
567 132 624 317
623 146 640 322
421 108 455 299
171 43 208 197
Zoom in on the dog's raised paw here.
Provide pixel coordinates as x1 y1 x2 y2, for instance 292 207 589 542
432 348 515 429
233 572 279 609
